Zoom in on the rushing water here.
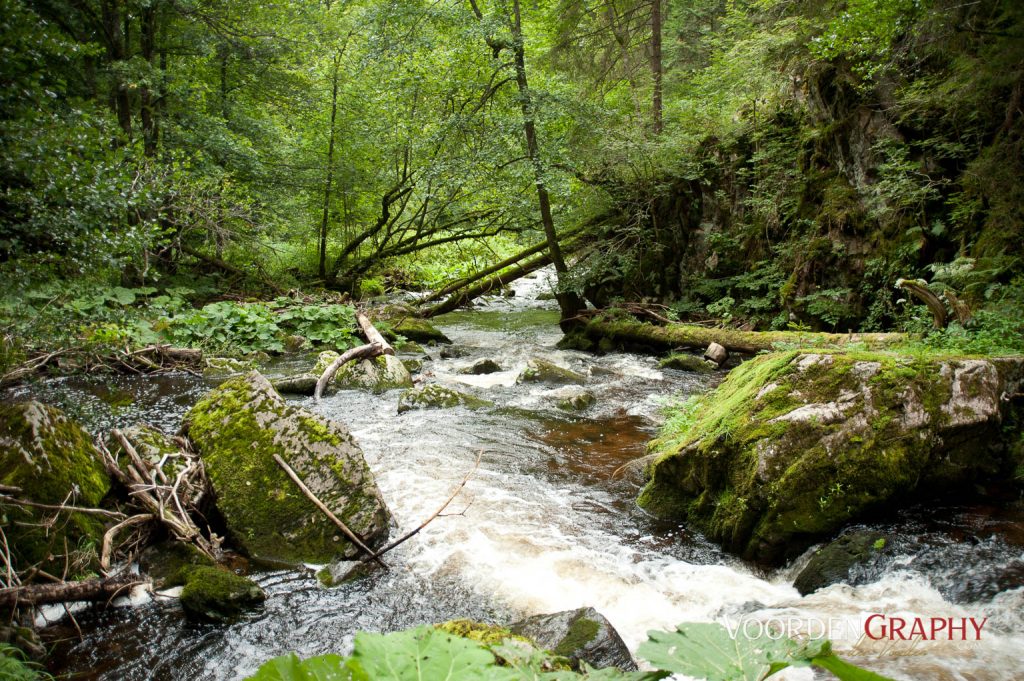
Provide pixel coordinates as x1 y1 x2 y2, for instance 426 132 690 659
14 272 1024 680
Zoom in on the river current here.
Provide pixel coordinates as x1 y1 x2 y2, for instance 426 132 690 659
12 272 1023 680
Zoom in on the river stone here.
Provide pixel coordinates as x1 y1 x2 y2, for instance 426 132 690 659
387 317 451 344
440 345 471 359
639 351 1024 565
509 607 637 671
659 353 716 373
0 401 111 575
461 358 502 375
179 566 265 622
518 358 587 386
552 386 596 412
397 384 493 413
334 354 412 393
793 531 891 595
271 374 319 395
401 358 424 374
183 371 391 565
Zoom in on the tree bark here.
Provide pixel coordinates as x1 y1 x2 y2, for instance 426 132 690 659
508 0 587 331
0 574 141 609
140 4 159 157
319 51 342 281
650 0 663 134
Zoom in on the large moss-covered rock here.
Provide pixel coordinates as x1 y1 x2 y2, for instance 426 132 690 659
639 351 1024 565
183 372 391 565
518 358 586 386
334 355 412 393
0 402 111 574
397 384 493 413
179 566 265 622
509 607 637 671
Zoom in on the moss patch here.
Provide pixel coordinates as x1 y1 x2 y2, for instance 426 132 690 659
397 384 493 413
518 358 586 385
553 616 600 657
0 402 111 576
179 566 265 622
659 353 716 373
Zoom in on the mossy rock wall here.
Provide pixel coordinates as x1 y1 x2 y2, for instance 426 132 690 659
0 401 111 575
183 371 391 565
639 351 1024 565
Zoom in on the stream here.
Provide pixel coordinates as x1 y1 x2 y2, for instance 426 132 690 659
10 272 1024 680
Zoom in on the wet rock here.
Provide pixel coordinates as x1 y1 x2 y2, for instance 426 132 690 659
387 317 451 344
536 291 557 301
518 358 586 386
659 353 716 373
461 358 502 375
203 356 252 376
106 424 186 480
436 619 526 646
334 354 412 393
271 374 319 395
401 358 424 374
183 372 391 564
440 346 471 359
556 333 595 352
793 531 891 595
0 401 111 575
179 566 265 622
639 351 1024 565
552 387 596 412
139 539 216 589
397 384 493 413
509 607 637 671
283 335 310 353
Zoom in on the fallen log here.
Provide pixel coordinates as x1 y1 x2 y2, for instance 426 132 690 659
0 573 142 609
422 251 554 318
420 228 583 304
356 311 394 355
575 318 906 355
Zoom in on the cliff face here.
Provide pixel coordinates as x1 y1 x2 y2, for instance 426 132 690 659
584 1 1023 333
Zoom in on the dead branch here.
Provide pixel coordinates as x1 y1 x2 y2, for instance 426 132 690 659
356 311 395 355
0 494 126 520
100 514 155 573
898 278 948 329
0 573 143 609
313 343 386 400
360 450 482 564
272 454 387 569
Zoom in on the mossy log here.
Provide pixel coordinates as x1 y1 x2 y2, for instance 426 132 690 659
0 574 140 609
576 318 905 354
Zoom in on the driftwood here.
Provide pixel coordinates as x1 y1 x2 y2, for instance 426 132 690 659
100 514 155 572
101 429 221 569
359 450 481 564
0 573 142 609
313 312 393 400
272 454 387 569
422 251 555 318
898 279 948 329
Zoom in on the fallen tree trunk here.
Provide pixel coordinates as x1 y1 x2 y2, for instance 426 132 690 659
422 251 555 318
0 573 141 609
575 318 907 354
356 311 394 355
420 229 583 304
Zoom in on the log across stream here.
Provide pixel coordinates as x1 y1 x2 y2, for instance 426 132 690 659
10 271 1024 681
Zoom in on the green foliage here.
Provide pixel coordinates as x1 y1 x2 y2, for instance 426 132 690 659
245 622 891 681
274 302 359 350
0 644 50 681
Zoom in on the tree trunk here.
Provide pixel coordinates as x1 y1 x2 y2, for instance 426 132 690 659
509 0 586 331
101 0 132 139
0 574 141 609
650 0 663 134
422 250 555 318
319 52 342 281
140 4 158 157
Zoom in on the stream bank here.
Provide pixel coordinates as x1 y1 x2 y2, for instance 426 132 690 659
3 272 1022 680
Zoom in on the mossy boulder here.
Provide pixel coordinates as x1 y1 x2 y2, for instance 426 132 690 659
106 424 184 479
509 607 636 671
139 539 216 589
397 384 493 413
183 372 391 565
793 531 891 595
334 355 412 393
401 358 424 374
639 351 1024 565
178 566 265 622
435 619 529 646
0 402 111 575
518 358 586 386
271 374 319 395
659 353 716 373
385 317 451 344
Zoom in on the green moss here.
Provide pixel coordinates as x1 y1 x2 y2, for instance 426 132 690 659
518 358 587 385
435 620 527 646
0 402 111 576
184 372 389 565
659 354 716 373
179 566 265 622
384 317 451 344
553 616 600 657
555 333 595 352
397 384 493 413
334 355 412 393
140 539 216 588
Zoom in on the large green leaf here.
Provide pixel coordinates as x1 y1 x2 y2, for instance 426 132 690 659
246 653 351 681
811 655 895 681
347 625 512 681
637 623 796 681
